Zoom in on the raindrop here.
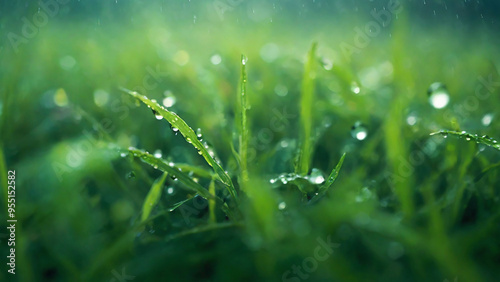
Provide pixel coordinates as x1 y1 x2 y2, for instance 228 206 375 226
162 91 176 108
270 178 276 184
167 187 174 195
351 82 361 94
481 113 493 127
154 149 162 158
241 55 248 65
126 171 136 179
274 84 288 97
308 168 325 184
406 113 417 126
210 54 222 65
278 201 286 210
196 128 203 138
152 109 163 120
428 82 450 109
93 89 110 107
351 122 368 141
120 152 127 158
168 162 175 167
172 127 179 134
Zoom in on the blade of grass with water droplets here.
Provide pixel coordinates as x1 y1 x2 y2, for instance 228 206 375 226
237 54 250 184
296 42 318 175
141 172 167 223
121 88 238 201
430 130 500 151
309 153 346 204
127 148 214 200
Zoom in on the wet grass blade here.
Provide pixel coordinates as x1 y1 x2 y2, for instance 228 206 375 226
237 54 250 184
309 153 346 204
431 130 500 151
296 42 318 175
127 148 214 200
141 172 168 223
121 88 238 201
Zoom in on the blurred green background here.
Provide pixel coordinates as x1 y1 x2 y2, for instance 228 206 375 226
1 0 500 281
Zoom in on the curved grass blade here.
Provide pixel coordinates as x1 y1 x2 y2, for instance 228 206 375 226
430 130 500 151
141 172 168 223
237 54 250 183
296 42 318 175
120 88 238 201
127 148 214 200
309 153 346 204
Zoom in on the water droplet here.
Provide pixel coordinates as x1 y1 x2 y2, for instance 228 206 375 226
428 82 450 109
351 82 361 94
274 84 288 97
278 201 286 210
308 168 325 184
465 137 471 141
168 162 175 167
154 149 162 158
270 178 276 184
152 109 163 120
321 57 333 70
167 187 174 195
443 133 448 139
406 113 417 126
162 91 176 108
196 128 203 138
172 127 179 134
280 140 289 148
210 54 222 65
481 113 493 126
351 122 368 141
126 171 136 179
120 152 127 157
241 55 248 65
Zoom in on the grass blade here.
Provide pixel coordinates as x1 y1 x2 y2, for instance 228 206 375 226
237 54 250 184
127 148 214 200
121 88 238 201
296 42 318 175
141 172 168 223
309 153 346 204
430 130 500 151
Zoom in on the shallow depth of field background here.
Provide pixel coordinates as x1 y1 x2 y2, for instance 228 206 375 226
1 0 500 281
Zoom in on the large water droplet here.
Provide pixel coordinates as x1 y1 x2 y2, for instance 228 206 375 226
154 149 162 158
428 82 450 109
210 54 222 65
162 91 176 108
278 201 286 210
351 82 361 94
196 128 203 138
152 109 163 120
241 55 248 65
166 187 175 195
308 168 325 184
351 122 368 141
481 113 493 126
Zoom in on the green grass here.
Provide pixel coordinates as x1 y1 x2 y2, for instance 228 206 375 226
2 2 500 282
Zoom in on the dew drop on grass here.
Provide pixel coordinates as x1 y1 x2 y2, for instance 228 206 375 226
270 178 276 184
308 168 325 184
168 162 175 167
406 113 417 126
196 128 203 138
351 122 368 141
428 82 450 109
152 109 163 120
481 113 493 126
241 55 248 65
120 152 127 157
154 149 162 158
172 127 179 135
321 57 333 70
278 201 287 210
